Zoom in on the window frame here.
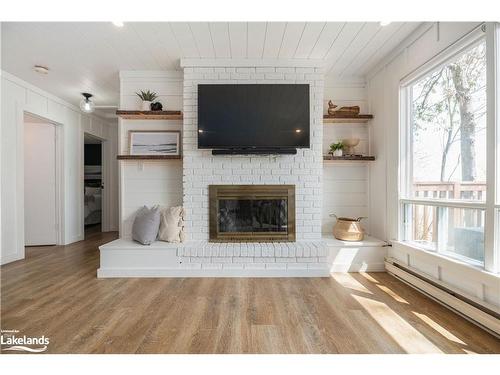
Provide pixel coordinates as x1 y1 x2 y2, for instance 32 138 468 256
398 25 498 272
487 22 500 273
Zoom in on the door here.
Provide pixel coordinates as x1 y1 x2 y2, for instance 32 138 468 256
24 121 57 245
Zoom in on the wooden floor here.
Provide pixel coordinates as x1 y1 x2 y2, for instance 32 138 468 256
2 231 499 354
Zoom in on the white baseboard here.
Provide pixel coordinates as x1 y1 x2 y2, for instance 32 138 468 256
385 260 500 336
1 253 24 265
97 267 329 278
64 234 84 245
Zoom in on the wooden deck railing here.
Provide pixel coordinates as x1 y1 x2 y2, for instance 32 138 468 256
413 181 486 201
411 182 486 243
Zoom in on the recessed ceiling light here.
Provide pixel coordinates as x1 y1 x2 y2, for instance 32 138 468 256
295 129 302 133
112 21 124 27
33 65 49 74
379 21 391 26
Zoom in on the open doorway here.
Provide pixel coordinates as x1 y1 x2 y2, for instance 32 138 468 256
84 134 103 237
24 113 60 247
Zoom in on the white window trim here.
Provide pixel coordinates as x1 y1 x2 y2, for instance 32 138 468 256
485 23 500 273
398 24 500 273
400 198 486 210
392 240 497 277
400 25 486 88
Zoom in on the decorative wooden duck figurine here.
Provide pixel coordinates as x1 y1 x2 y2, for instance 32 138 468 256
327 100 361 116
327 100 337 115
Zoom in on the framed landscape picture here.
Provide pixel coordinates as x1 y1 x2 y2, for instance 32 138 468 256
129 130 181 156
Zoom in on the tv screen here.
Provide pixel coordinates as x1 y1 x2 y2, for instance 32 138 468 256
198 84 310 149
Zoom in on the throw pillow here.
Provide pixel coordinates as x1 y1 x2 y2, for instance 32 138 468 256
132 205 161 245
158 206 185 243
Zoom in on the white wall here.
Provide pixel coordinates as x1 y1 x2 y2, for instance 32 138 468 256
112 65 390 276
1 71 119 264
117 69 376 243
322 78 371 234
118 71 183 239
366 22 500 308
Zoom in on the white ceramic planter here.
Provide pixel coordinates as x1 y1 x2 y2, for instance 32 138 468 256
333 149 343 157
141 101 152 111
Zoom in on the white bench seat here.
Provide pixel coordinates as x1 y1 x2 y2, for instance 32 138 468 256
97 236 388 277
322 234 387 248
322 234 388 272
99 238 184 251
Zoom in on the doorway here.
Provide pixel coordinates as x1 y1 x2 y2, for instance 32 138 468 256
23 113 59 246
84 133 104 237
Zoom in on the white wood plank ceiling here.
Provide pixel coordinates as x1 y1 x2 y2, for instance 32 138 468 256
1 22 421 110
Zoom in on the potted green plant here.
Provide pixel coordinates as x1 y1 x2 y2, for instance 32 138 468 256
136 90 158 111
329 141 344 157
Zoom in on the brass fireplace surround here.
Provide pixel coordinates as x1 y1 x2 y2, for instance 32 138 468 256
209 185 296 242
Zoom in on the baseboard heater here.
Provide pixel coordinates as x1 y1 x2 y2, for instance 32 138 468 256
385 259 500 337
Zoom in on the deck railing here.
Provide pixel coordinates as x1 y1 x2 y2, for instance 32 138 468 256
413 181 486 201
411 181 486 243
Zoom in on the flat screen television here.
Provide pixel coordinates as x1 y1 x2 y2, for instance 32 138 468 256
198 84 310 151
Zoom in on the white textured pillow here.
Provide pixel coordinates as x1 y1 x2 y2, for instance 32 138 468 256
158 206 185 243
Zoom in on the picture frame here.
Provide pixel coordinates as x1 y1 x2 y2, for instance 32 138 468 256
128 130 181 156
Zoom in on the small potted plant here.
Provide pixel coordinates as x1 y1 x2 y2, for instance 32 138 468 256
329 141 344 158
136 90 158 111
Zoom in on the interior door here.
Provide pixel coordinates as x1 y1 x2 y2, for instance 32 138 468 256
24 121 57 246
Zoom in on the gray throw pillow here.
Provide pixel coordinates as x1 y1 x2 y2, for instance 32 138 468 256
132 205 160 245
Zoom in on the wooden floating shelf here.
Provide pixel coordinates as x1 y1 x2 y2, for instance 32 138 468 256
116 110 183 120
323 114 373 123
117 155 182 160
323 155 375 161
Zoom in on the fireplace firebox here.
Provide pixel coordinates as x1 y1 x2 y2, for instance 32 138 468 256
209 185 295 242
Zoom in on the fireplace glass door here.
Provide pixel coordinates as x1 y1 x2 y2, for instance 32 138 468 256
209 185 295 242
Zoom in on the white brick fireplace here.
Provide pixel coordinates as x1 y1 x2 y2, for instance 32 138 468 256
181 61 325 242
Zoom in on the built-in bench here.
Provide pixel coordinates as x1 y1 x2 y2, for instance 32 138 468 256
322 234 388 272
98 235 387 278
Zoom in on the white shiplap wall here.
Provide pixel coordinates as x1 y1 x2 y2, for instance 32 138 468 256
1 71 118 265
118 72 183 239
322 81 371 234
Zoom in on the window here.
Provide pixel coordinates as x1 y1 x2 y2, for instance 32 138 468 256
401 38 488 266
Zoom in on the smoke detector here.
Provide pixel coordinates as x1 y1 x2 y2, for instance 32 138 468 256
33 65 49 74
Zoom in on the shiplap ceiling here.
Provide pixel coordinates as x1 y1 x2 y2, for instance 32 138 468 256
1 22 421 114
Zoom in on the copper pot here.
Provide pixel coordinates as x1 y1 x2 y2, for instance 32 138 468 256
329 214 366 241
